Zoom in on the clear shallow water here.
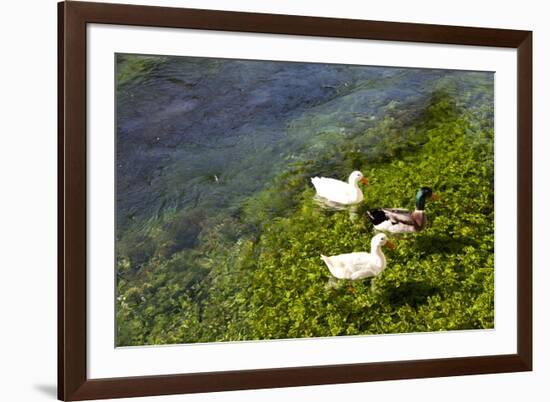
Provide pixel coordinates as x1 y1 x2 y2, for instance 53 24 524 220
116 54 493 252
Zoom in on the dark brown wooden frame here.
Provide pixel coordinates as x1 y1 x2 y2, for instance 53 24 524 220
58 1 532 400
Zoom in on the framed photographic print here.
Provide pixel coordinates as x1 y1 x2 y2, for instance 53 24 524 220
58 1 532 400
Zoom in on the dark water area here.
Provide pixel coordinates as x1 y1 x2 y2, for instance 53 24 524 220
116 54 493 248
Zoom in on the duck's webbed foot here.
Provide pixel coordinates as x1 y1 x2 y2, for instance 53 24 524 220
325 277 338 290
369 279 378 292
348 282 357 295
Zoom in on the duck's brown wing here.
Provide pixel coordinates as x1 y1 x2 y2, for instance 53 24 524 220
381 208 415 225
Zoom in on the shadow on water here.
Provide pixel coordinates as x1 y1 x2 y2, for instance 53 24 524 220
313 195 360 222
381 280 440 308
413 232 480 255
312 194 351 211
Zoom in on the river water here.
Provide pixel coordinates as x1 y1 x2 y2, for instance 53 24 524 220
116 54 493 251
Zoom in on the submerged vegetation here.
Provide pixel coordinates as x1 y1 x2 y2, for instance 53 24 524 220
115 56 494 346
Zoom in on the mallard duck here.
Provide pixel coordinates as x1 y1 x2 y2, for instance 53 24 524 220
311 170 369 205
367 187 438 234
321 233 395 280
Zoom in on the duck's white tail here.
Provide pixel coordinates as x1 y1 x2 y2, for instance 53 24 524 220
311 177 321 192
321 254 339 278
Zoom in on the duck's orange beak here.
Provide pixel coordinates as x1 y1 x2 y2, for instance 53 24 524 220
385 240 396 250
431 194 440 201
360 177 369 185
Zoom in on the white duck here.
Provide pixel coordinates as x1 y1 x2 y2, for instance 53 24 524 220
311 170 369 205
321 233 395 281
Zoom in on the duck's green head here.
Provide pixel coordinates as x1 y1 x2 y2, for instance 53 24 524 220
415 187 436 210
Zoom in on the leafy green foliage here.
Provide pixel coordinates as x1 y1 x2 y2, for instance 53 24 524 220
116 88 494 346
